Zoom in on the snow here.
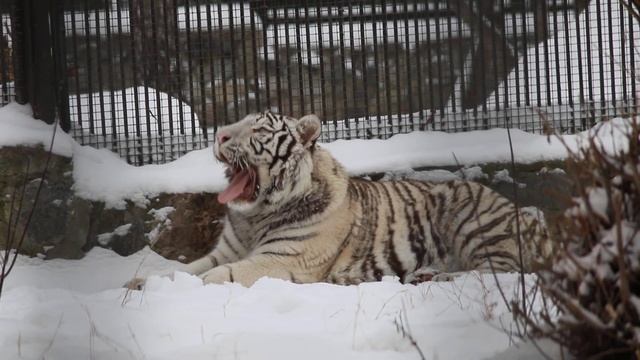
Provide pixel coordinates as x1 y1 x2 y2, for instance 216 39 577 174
492 169 526 188
0 246 549 360
0 102 635 209
0 103 74 157
97 223 132 246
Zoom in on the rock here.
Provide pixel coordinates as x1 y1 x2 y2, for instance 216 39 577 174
0 146 74 256
46 198 92 260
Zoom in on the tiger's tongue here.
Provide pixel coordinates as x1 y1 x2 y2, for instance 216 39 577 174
218 169 252 204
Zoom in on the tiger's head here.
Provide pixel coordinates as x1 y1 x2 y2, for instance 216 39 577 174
214 111 322 211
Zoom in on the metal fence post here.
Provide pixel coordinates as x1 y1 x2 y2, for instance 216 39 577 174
12 0 68 131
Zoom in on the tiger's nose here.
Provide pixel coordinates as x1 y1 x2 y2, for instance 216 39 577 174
216 131 231 144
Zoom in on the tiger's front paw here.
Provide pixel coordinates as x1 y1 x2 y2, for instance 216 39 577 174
124 277 146 290
199 266 232 285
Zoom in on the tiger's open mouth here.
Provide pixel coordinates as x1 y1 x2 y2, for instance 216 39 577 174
217 156 259 204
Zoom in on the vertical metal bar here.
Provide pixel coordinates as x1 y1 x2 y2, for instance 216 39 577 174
563 0 574 132
272 5 282 113
424 2 435 130
69 3 83 135
392 0 402 133
205 1 217 132
371 0 382 134
261 1 271 110
216 1 229 121
239 3 250 116
595 0 605 116
574 1 585 130
94 4 107 147
359 1 370 136
162 0 175 141
145 1 158 163
542 2 552 109
53 0 71 132
434 2 445 128
552 0 562 111
228 2 239 120
104 0 117 148
533 0 541 108
584 0 595 126
327 3 338 128
414 0 424 129
490 2 500 116
195 0 208 134
382 1 392 135
477 2 487 128
501 0 510 125
304 0 314 114
84 0 95 135
444 0 454 129
607 0 616 114
455 0 465 129
630 0 637 112
173 0 185 135
129 0 143 164
116 0 129 150
151 1 165 163
0 11 7 103
295 6 306 115
249 2 261 110
318 1 327 122
520 0 530 109
618 0 628 110
337 4 348 135
510 3 520 109
348 2 359 134
185 1 197 138
283 5 293 115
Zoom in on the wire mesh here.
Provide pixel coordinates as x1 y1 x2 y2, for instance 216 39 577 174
24 0 640 164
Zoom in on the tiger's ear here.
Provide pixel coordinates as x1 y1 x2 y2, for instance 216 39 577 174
296 114 321 148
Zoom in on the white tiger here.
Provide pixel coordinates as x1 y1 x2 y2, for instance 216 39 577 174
126 111 550 288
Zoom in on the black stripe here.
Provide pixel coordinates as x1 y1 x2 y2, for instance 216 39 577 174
378 183 405 280
461 212 514 251
206 254 219 267
471 250 520 269
260 250 301 257
222 235 242 258
451 184 484 240
395 181 430 268
226 265 234 282
260 232 316 247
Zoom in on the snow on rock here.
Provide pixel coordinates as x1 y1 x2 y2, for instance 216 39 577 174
456 166 489 181
0 246 539 360
492 169 526 188
97 223 133 246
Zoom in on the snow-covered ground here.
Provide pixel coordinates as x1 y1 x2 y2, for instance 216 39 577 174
0 247 560 360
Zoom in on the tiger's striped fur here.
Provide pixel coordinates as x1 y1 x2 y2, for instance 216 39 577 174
126 111 550 288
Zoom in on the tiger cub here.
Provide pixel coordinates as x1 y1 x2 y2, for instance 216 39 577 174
126 111 550 288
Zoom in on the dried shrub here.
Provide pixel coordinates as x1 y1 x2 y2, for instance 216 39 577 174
515 117 640 359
